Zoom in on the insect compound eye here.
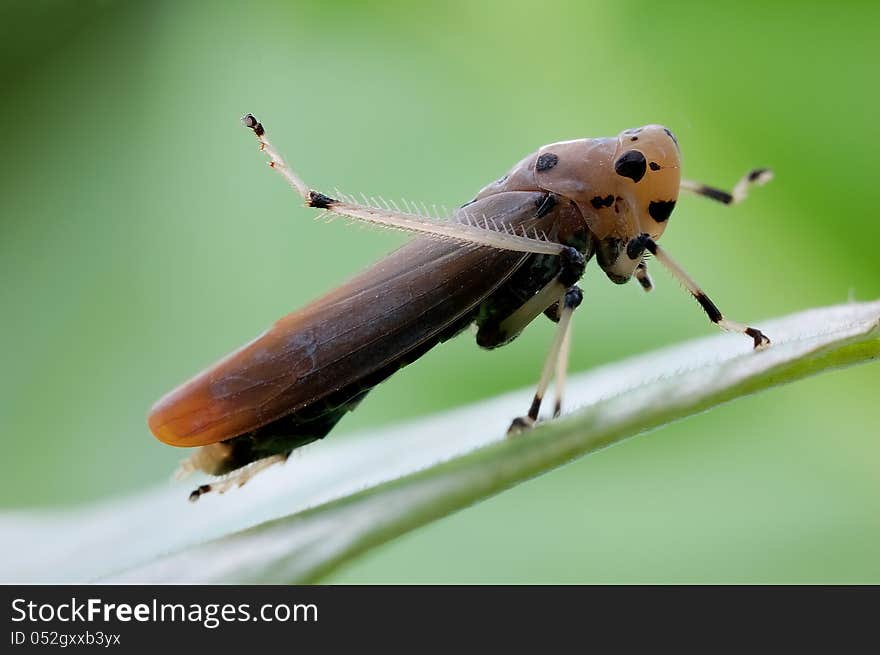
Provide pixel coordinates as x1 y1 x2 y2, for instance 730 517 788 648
648 200 676 222
614 150 647 183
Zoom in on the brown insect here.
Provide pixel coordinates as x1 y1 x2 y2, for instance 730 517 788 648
148 115 772 500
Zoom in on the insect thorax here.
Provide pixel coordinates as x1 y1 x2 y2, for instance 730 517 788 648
476 125 681 284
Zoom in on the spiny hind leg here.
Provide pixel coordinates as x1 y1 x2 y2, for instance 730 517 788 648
508 285 582 436
186 452 290 502
241 114 559 255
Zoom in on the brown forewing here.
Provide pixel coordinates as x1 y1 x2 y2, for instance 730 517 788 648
149 191 567 446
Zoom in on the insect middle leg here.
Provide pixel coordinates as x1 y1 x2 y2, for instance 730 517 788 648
484 246 586 434
507 285 582 435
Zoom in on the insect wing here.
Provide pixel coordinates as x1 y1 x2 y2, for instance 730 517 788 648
148 191 556 447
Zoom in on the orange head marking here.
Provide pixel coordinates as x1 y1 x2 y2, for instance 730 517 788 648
614 125 681 239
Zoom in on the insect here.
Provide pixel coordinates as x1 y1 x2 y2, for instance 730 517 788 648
148 114 773 500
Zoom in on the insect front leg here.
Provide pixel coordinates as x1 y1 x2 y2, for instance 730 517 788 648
680 168 773 205
626 234 770 349
490 246 585 435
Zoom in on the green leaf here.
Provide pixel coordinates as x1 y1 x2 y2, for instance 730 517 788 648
2 301 878 583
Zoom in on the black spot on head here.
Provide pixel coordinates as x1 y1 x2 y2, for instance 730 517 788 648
536 153 559 172
614 150 646 183
748 168 769 182
663 128 678 146
630 136 638 142
590 194 614 209
648 200 676 222
649 161 661 171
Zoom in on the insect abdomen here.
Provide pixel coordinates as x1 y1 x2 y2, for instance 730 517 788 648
205 305 479 474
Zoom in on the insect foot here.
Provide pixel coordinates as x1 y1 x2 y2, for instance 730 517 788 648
189 484 212 502
186 453 290 501
746 327 771 350
507 416 536 437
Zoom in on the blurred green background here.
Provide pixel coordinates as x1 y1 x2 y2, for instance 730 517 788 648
1 0 878 582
